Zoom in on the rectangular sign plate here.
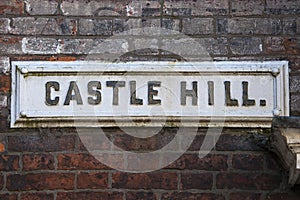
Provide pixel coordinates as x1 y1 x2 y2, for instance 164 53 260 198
11 61 289 128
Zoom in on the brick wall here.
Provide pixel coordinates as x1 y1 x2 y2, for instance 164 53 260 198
0 0 300 199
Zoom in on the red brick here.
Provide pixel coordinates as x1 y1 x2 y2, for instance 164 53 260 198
20 193 54 200
6 173 75 191
78 134 111 151
265 37 300 55
57 153 109 170
0 194 17 200
56 192 123 200
22 154 54 171
112 172 178 190
161 192 225 200
7 135 76 152
77 172 108 189
232 154 264 170
216 173 281 190
166 153 228 171
180 173 213 190
0 75 10 93
0 36 22 54
229 192 261 200
0 154 19 171
126 192 158 200
0 0 24 15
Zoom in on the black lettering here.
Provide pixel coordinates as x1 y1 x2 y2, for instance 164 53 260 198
181 81 198 105
224 81 238 106
88 81 101 105
242 81 255 106
45 81 59 106
208 81 214 106
130 81 143 105
148 81 161 105
106 81 125 105
64 81 83 105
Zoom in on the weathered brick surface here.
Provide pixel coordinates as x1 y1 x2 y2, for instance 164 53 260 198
25 0 59 15
0 194 17 200
0 57 10 74
266 0 300 15
228 18 281 35
232 154 264 170
265 37 300 55
161 192 225 200
166 153 228 170
77 172 108 189
229 192 261 200
164 0 229 16
112 172 178 189
231 0 264 16
182 18 214 35
230 37 262 55
180 173 213 189
0 154 19 171
22 154 55 171
56 192 124 200
0 36 22 54
11 17 77 35
20 193 54 200
0 0 24 15
216 173 281 190
0 75 10 93
6 173 75 191
283 18 300 35
126 192 158 200
57 153 109 170
7 134 76 152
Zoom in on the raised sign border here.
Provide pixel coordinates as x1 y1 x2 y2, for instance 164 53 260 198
11 61 289 128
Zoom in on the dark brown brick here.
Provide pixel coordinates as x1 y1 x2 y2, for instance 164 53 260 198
180 173 213 190
232 154 264 170
265 153 282 171
0 75 10 93
161 192 225 200
0 0 24 15
112 172 178 190
7 173 75 191
22 154 55 171
216 173 281 190
0 174 4 189
57 153 109 170
7 135 76 152
0 155 19 171
229 192 261 200
216 133 264 151
266 193 300 200
57 192 123 200
77 172 108 189
20 193 54 200
126 192 158 200
0 194 17 200
166 154 228 171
